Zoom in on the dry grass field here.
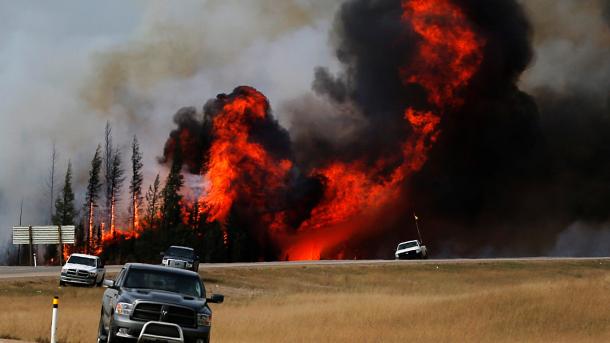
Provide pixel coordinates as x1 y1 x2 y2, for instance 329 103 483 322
1 260 610 342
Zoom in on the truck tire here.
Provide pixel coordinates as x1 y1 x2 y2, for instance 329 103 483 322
105 315 123 343
96 315 107 343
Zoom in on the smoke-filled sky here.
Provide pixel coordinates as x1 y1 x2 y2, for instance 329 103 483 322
1 0 608 260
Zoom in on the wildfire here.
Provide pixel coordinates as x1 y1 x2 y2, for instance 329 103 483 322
199 87 293 225
110 195 116 236
144 0 487 262
401 0 484 109
133 194 141 233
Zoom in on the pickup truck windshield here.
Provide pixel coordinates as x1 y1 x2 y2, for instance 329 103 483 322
67 256 96 267
124 268 203 298
166 247 194 258
397 241 418 250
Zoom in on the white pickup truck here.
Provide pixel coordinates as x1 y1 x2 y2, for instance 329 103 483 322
395 240 428 260
59 253 106 287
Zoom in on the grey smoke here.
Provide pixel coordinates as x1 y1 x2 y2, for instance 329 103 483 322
550 222 610 257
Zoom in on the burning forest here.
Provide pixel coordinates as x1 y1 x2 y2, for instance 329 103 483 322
147 0 486 261
3 0 610 264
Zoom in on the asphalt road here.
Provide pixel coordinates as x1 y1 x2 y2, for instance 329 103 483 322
0 257 608 279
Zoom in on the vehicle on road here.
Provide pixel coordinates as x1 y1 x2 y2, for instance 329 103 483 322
60 253 106 287
161 246 200 272
97 263 224 343
395 240 428 260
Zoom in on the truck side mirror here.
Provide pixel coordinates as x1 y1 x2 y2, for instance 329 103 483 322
207 294 224 304
103 279 115 288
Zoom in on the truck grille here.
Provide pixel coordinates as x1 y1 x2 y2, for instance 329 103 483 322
142 323 181 339
132 302 196 328
66 269 89 279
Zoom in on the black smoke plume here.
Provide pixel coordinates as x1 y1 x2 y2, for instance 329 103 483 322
299 0 609 257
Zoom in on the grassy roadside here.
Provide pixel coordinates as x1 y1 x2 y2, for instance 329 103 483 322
1 260 609 342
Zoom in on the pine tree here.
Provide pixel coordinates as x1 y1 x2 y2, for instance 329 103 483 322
144 174 161 228
129 135 144 232
50 162 76 263
109 148 125 236
160 138 184 231
85 145 103 251
53 162 76 226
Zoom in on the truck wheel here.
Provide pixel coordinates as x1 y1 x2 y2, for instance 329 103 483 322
96 316 107 343
105 317 122 343
96 275 104 287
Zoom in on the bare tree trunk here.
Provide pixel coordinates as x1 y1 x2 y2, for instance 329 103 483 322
104 122 112 240
49 143 57 222
88 201 94 253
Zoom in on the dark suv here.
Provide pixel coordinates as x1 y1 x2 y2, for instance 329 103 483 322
161 246 200 272
97 263 223 343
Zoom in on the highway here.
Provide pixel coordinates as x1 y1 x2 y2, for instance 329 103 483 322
1 257 608 279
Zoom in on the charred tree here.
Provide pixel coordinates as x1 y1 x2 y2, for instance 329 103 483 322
103 122 113 238
109 148 125 237
160 138 184 234
46 143 57 223
129 135 144 233
85 145 102 252
51 161 76 263
144 174 161 229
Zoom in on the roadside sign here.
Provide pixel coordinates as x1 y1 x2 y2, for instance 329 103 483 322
12 226 76 245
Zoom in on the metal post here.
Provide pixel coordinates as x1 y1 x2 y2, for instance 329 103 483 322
28 225 33 267
51 296 59 343
414 213 424 244
18 200 23 266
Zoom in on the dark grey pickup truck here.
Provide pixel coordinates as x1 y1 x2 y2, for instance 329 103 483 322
161 246 200 272
97 263 223 343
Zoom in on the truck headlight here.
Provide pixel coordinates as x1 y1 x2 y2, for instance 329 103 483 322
61 268 67 275
89 271 97 277
197 313 212 326
115 302 134 316
186 262 193 268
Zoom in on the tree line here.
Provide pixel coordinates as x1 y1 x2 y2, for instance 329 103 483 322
42 121 247 265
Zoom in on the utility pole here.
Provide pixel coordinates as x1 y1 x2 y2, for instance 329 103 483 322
17 199 23 266
413 212 424 244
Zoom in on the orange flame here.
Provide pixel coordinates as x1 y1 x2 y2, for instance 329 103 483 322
88 202 94 252
401 0 484 109
133 194 141 233
199 87 293 226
